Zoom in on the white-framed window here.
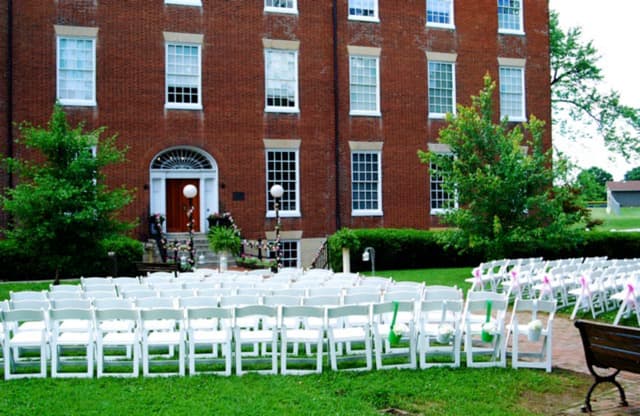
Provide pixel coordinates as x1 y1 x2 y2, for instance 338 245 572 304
427 0 454 28
430 156 457 214
265 0 297 14
498 0 523 34
266 149 300 217
348 0 379 22
164 0 202 6
428 61 455 118
277 240 300 268
499 66 525 121
56 34 96 106
351 150 382 216
265 49 299 113
349 55 380 116
165 42 202 109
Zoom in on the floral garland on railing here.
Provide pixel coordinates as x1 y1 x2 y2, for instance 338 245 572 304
207 212 241 236
150 212 195 271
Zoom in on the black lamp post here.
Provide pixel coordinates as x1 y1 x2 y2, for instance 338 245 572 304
183 184 198 269
270 184 284 272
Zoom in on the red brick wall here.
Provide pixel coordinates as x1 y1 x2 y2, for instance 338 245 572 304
3 0 551 244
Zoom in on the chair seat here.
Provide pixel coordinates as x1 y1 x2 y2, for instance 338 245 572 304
191 329 230 343
56 332 92 345
102 332 137 345
59 319 91 332
100 320 132 332
286 328 323 342
237 329 275 343
146 331 182 345
9 330 45 346
331 327 367 341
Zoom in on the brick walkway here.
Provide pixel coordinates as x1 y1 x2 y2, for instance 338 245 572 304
550 316 640 415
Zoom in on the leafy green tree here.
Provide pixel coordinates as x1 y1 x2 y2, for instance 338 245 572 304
551 11 640 159
418 75 589 258
576 167 612 201
1 104 135 282
624 167 640 181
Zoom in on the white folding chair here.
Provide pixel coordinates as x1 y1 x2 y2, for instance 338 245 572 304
507 299 556 372
49 307 94 378
372 301 416 370
463 291 508 368
10 290 48 302
186 306 233 376
417 299 462 368
94 307 140 378
234 305 278 376
2 309 48 379
280 305 325 375
326 304 372 372
140 308 185 377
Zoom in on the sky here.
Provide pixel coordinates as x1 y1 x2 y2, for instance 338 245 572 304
549 0 640 180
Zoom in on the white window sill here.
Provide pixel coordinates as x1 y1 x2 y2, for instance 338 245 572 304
265 7 298 15
348 16 380 23
350 110 382 117
59 99 97 107
352 210 383 217
430 208 457 215
498 29 525 36
428 113 453 120
165 103 203 111
266 211 301 218
265 107 300 114
426 23 456 30
501 115 526 123
165 0 202 6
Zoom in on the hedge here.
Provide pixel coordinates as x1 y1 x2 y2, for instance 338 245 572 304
0 235 143 281
328 228 640 272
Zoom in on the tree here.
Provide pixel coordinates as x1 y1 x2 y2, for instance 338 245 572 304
1 104 135 282
576 167 612 201
418 75 589 258
624 167 640 181
550 11 640 159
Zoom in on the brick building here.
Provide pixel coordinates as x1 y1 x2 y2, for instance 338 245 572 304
0 0 551 267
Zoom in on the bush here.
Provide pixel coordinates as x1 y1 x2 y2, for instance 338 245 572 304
0 234 143 280
326 228 640 272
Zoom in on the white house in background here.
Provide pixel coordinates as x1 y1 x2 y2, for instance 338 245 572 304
606 181 640 215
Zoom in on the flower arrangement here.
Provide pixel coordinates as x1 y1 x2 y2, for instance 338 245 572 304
481 321 497 342
527 319 543 341
392 323 410 338
436 323 455 344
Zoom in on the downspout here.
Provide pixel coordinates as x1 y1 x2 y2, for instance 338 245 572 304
6 0 13 189
332 0 341 231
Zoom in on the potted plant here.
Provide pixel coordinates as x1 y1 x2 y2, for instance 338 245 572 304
207 225 242 271
527 319 543 341
330 228 360 273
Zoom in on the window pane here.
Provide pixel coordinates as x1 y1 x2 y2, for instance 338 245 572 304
350 56 379 113
349 0 377 18
57 37 95 103
351 152 380 212
498 0 522 32
166 43 201 105
499 66 524 119
427 0 452 25
428 61 454 115
265 50 298 110
266 150 298 212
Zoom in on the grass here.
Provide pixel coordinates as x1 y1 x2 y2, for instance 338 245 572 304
0 268 596 415
590 207 640 231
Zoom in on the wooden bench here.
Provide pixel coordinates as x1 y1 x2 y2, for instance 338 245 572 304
574 320 640 412
134 262 179 277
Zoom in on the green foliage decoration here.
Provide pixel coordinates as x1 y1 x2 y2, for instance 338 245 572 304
207 225 242 256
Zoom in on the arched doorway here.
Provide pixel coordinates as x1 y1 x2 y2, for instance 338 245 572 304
149 147 218 234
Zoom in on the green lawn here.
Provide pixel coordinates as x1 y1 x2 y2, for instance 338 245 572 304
0 269 596 415
590 207 640 231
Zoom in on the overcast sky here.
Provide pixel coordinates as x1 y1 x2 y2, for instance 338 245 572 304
549 0 639 180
